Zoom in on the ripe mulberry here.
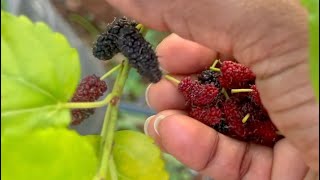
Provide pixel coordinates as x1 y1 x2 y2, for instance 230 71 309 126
70 75 107 125
190 83 219 106
92 17 137 61
189 106 222 126
93 17 162 83
219 61 255 89
247 120 279 147
165 59 281 146
117 26 162 83
178 77 195 103
222 99 247 140
250 85 262 106
213 119 229 134
198 70 221 88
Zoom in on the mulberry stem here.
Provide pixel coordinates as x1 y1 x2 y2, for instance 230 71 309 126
165 74 180 84
221 88 230 99
210 59 219 69
242 113 250 123
100 64 122 80
108 155 118 180
136 24 148 37
210 67 221 72
95 60 130 180
231 89 253 93
62 94 113 109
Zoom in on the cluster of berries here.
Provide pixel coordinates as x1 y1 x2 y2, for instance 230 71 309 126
178 60 282 147
70 75 107 125
92 17 162 83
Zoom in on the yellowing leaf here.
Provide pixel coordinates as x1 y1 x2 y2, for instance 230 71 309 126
1 128 98 180
1 11 81 134
113 130 169 180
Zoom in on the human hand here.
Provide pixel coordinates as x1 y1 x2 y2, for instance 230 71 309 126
105 0 319 179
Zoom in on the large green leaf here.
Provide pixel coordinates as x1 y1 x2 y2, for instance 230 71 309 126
1 11 81 134
1 128 98 180
301 0 319 100
113 130 169 180
84 131 169 180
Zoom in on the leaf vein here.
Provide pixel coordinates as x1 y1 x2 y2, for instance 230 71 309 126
2 73 58 102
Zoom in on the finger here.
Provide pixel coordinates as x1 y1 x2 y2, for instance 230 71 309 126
156 34 217 74
271 139 309 180
105 0 306 56
144 112 273 179
145 77 186 112
143 110 187 152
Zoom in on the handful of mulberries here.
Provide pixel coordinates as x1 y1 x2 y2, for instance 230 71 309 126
92 17 162 83
177 60 283 147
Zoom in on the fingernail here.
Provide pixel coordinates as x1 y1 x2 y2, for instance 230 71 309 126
145 84 152 108
154 115 167 135
144 115 155 136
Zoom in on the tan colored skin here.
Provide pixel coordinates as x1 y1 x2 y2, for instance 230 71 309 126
105 0 319 179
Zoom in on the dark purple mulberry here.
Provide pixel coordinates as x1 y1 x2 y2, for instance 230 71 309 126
92 17 137 60
70 74 107 125
213 119 229 134
92 17 162 83
117 26 162 83
198 70 221 88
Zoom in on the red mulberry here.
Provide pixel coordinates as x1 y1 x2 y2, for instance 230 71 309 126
219 61 255 89
70 75 107 125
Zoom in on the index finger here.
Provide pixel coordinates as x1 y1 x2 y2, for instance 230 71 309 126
156 34 217 74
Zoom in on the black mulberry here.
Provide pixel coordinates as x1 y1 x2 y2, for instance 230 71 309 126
117 26 162 83
70 74 107 125
213 119 229 134
92 17 137 60
198 70 221 88
92 17 162 83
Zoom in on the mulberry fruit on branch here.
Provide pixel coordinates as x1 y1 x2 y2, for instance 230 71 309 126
70 74 107 125
92 17 162 83
92 17 137 61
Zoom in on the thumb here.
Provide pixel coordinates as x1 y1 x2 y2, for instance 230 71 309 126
106 0 318 171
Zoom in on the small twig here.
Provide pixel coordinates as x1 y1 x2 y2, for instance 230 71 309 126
63 94 113 109
164 74 180 84
210 59 219 69
100 64 122 80
96 60 130 179
109 155 118 180
242 113 250 123
209 67 221 72
221 88 230 99
136 24 148 37
231 89 253 93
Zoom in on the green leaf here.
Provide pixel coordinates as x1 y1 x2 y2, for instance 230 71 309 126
112 130 169 180
82 132 169 179
1 128 98 180
1 11 81 134
84 134 101 157
301 0 319 100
